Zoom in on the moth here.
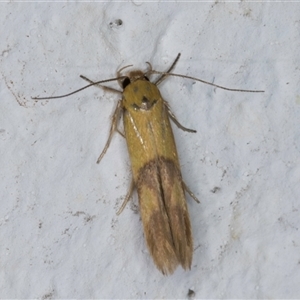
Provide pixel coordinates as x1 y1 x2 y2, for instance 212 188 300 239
33 53 264 275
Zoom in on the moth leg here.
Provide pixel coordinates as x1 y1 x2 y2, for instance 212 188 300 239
164 102 196 133
116 129 125 138
183 181 200 203
117 178 135 215
154 53 181 85
80 75 122 94
97 100 123 164
80 75 125 138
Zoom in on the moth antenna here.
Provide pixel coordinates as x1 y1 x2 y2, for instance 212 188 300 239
150 71 265 93
32 76 126 100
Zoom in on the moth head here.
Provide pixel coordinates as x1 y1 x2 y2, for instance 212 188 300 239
122 70 149 89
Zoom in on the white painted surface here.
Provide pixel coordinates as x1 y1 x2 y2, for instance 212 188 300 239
1 2 299 299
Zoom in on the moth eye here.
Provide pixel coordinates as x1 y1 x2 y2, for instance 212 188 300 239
144 76 150 81
122 77 131 89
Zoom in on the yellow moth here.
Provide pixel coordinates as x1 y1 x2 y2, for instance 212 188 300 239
33 53 264 275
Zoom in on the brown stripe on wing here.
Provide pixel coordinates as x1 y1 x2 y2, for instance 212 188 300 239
136 158 193 274
159 158 193 270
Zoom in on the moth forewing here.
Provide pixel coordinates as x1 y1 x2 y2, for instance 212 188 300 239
122 77 194 274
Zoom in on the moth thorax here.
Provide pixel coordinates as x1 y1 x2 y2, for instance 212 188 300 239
141 96 156 110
